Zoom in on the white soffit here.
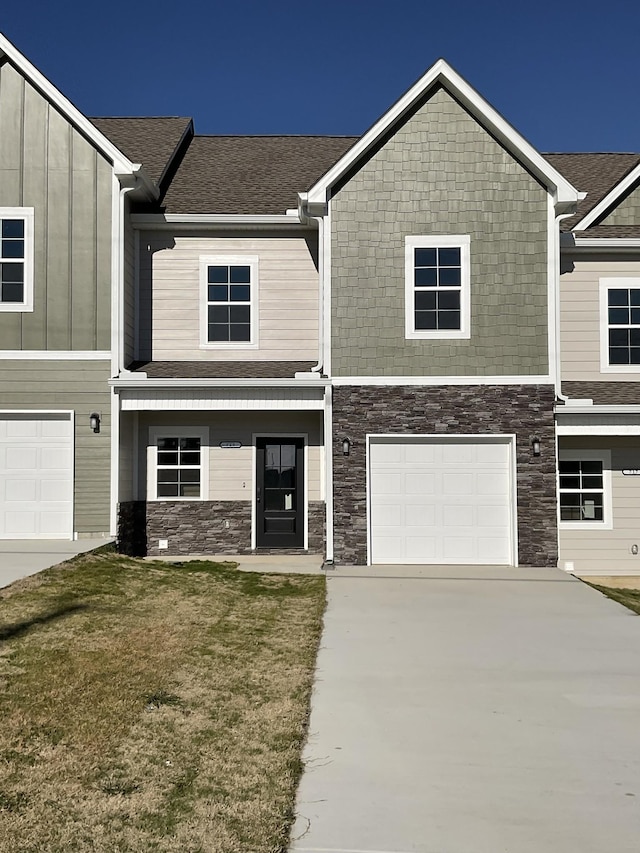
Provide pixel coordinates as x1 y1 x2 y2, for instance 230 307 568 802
120 387 325 411
303 58 579 211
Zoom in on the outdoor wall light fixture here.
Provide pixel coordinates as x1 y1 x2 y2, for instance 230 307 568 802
89 412 101 434
342 437 351 456
532 437 541 457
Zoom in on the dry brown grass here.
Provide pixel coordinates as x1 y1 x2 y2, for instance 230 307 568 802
0 548 326 852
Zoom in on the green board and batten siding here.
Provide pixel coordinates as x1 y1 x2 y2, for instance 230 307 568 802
0 60 114 535
0 59 112 350
330 85 549 377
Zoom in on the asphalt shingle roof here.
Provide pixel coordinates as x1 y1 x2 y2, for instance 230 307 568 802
544 153 640 231
90 117 193 188
128 361 318 379
561 382 640 405
159 135 358 215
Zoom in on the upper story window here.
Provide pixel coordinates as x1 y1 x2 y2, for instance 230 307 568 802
558 450 612 530
600 278 640 372
0 208 34 313
405 235 470 340
200 256 258 348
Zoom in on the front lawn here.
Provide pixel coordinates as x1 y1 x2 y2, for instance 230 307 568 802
587 583 640 615
0 549 325 852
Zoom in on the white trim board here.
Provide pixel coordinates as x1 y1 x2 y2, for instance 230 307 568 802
574 166 640 231
0 351 112 360
331 375 553 386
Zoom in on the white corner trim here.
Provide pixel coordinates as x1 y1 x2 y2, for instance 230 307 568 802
0 34 135 176
304 59 578 209
404 235 470 340
599 277 640 373
0 207 34 313
147 426 210 502
557 448 613 531
574 163 640 231
331 374 553 386
199 255 259 350
0 350 112 360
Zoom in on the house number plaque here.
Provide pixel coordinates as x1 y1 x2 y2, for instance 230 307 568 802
622 469 640 476
219 441 242 449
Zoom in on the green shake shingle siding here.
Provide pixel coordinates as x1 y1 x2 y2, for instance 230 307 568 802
0 61 112 351
601 182 640 226
330 86 549 376
0 360 111 534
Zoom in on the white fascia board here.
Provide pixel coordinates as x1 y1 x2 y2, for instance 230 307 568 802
574 163 640 231
572 238 640 249
130 213 306 229
303 59 579 211
555 404 640 415
0 33 137 179
331 374 553 386
0 350 111 360
110 377 330 389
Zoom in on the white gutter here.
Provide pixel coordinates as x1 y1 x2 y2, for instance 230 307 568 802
130 213 307 229
554 209 579 403
555 404 640 415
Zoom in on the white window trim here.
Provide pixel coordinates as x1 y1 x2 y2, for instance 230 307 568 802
199 255 259 349
558 449 612 531
599 277 640 373
0 207 34 313
404 235 470 340
148 426 209 501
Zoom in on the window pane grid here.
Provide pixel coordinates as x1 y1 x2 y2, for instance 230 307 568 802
157 437 202 499
0 218 25 304
559 459 604 522
414 247 461 331
207 264 251 343
608 288 640 364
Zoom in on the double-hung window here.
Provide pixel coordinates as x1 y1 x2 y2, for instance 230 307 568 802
200 256 258 348
558 450 612 529
405 235 470 339
0 208 34 312
149 428 209 501
600 278 640 371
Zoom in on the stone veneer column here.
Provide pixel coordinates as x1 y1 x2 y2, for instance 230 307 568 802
332 385 557 566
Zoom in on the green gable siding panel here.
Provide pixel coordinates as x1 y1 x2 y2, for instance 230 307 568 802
0 61 112 352
0 360 111 534
330 86 549 376
601 182 640 226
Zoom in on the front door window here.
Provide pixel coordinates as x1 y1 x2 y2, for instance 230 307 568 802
256 438 304 548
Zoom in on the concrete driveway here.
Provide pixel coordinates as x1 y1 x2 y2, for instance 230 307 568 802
290 565 640 853
0 538 112 589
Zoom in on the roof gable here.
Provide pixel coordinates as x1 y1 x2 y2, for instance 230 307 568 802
302 59 579 215
0 33 154 194
572 158 640 231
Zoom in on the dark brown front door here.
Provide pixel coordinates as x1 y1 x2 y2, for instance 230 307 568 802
256 438 304 548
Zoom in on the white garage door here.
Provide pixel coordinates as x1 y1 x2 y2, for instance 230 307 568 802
369 437 514 565
0 414 73 538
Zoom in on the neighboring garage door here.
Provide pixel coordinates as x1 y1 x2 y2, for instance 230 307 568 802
369 436 514 565
0 413 73 538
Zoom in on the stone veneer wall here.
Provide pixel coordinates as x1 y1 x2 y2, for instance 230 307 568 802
118 499 325 557
332 385 557 566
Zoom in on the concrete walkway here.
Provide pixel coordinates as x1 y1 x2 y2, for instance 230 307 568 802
290 565 640 853
0 538 112 589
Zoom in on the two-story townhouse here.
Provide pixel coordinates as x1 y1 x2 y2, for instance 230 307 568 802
0 35 171 542
548 153 640 575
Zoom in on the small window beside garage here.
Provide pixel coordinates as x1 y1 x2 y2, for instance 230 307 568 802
148 428 209 501
558 451 612 529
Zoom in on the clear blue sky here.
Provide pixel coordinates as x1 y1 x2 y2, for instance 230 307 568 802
3 0 640 152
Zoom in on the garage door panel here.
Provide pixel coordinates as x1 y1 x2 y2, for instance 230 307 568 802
370 438 513 565
0 416 73 539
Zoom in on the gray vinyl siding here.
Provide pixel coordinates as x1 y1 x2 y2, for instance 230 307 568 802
601 182 640 226
330 85 549 376
559 436 640 573
137 231 319 362
0 360 111 533
134 411 323 502
0 60 112 351
560 255 640 380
